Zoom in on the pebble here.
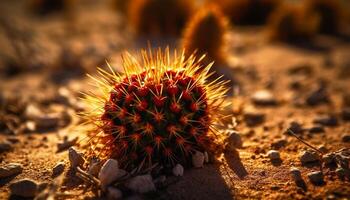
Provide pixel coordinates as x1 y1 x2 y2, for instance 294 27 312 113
6 136 20 144
308 126 325 134
243 111 265 126
313 115 338 126
57 136 78 152
335 168 346 179
318 145 328 153
52 162 65 177
125 175 155 193
204 152 209 163
10 178 38 197
0 141 13 153
287 121 303 134
271 139 287 150
322 153 335 165
290 167 302 181
251 90 277 106
192 151 205 168
107 187 123 199
342 134 350 143
0 163 23 178
342 108 350 121
306 85 330 106
88 158 102 177
68 147 85 168
300 150 319 164
307 171 324 185
35 114 61 130
99 159 126 189
267 150 281 160
225 130 243 149
172 164 184 176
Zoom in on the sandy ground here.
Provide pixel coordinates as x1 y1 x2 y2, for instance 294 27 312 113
1 0 350 199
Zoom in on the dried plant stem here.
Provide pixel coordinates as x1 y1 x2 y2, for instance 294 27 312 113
287 129 323 155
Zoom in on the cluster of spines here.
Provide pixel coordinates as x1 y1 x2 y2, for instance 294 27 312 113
82 48 229 170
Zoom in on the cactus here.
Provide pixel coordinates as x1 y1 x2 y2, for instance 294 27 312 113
127 0 195 36
182 5 229 65
304 0 344 34
267 3 319 42
82 48 229 170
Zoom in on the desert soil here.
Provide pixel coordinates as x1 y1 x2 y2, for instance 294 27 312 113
1 0 350 199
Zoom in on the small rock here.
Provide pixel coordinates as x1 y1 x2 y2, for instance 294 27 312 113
225 130 243 149
25 104 42 119
300 150 320 164
88 158 102 177
342 108 350 121
35 114 61 130
335 168 346 179
192 151 205 168
318 145 328 153
107 187 122 200
57 136 78 152
342 134 350 143
0 163 23 178
308 126 325 134
99 159 126 189
172 164 184 176
153 175 166 184
6 136 19 144
10 178 38 198
290 167 302 181
306 85 330 106
288 63 313 75
313 115 338 126
267 150 280 160
307 171 324 185
271 139 287 150
244 111 265 126
322 153 336 165
0 141 13 153
287 121 303 134
52 162 65 177
204 152 209 163
68 147 85 168
125 175 155 193
251 90 277 106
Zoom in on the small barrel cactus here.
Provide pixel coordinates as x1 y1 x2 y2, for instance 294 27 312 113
182 5 229 65
82 48 229 170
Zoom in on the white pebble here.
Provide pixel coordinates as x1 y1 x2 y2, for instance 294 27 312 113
204 152 209 163
172 164 184 176
192 151 205 168
126 175 155 193
99 159 126 189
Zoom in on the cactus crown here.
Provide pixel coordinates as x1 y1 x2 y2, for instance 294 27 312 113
82 48 229 170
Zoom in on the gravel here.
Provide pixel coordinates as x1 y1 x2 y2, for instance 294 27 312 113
172 164 184 177
52 162 65 177
225 130 243 149
251 90 277 106
290 167 302 181
192 151 205 168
